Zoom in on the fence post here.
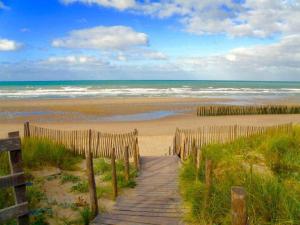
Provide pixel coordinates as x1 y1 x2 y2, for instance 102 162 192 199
7 131 30 225
179 134 185 162
111 147 118 200
231 186 247 225
86 129 98 218
173 135 176 155
192 139 197 170
133 129 140 171
234 124 238 140
24 122 30 138
124 146 130 182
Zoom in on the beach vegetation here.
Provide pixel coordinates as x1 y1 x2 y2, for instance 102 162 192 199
80 207 92 225
22 137 82 170
60 173 81 184
0 136 137 224
71 180 89 193
93 158 137 190
180 126 300 225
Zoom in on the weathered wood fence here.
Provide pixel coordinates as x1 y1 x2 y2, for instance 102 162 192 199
197 105 300 116
24 122 139 159
173 123 292 159
0 131 29 225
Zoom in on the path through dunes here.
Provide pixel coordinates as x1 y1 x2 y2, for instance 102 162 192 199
92 156 185 225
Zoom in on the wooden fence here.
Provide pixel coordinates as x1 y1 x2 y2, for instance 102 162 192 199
24 122 139 159
173 123 293 159
0 131 29 225
197 105 300 116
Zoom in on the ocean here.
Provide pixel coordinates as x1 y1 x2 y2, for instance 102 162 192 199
0 80 300 99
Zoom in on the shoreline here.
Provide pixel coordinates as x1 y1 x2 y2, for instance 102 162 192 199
1 96 300 156
1 96 300 116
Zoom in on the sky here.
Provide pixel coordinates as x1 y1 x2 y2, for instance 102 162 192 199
0 0 300 81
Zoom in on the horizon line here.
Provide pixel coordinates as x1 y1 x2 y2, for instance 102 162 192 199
1 79 300 83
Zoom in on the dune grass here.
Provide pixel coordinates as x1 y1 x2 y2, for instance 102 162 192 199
22 137 82 170
94 158 137 192
0 137 138 225
0 137 83 225
0 153 16 212
180 127 300 225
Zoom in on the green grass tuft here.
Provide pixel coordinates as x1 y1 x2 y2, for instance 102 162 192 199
94 158 137 188
180 126 300 225
22 137 82 170
80 207 92 225
96 185 112 198
71 181 89 193
60 173 81 184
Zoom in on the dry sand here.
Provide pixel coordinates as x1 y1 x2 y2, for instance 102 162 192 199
1 97 300 156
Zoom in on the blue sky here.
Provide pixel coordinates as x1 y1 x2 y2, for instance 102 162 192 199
0 0 299 81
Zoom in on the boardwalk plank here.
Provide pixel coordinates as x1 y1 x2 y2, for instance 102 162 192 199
92 156 184 225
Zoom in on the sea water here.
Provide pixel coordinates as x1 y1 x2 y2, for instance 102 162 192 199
0 80 300 99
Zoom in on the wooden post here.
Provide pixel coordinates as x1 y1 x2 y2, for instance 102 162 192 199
133 134 140 171
231 186 247 225
180 146 184 162
111 147 118 200
173 136 176 155
124 146 130 182
86 129 98 218
24 122 30 138
234 125 238 140
192 139 197 170
180 134 185 162
7 131 29 225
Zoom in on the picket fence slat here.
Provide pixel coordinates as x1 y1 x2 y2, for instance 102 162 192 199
25 124 138 159
197 105 300 116
174 123 292 159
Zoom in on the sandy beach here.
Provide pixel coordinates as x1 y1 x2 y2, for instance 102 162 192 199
1 97 300 156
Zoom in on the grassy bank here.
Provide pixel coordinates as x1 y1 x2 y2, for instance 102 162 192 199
0 138 83 225
22 137 82 170
180 127 300 225
0 137 137 225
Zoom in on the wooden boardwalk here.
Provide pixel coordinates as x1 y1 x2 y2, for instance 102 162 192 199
92 156 184 225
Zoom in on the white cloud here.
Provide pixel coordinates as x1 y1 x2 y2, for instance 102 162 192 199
47 55 99 64
45 34 300 79
0 39 22 51
52 26 148 50
116 52 127 61
60 0 300 38
155 0 300 38
176 34 300 79
142 50 168 60
2 35 300 80
114 50 168 61
35 55 110 73
60 0 135 10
